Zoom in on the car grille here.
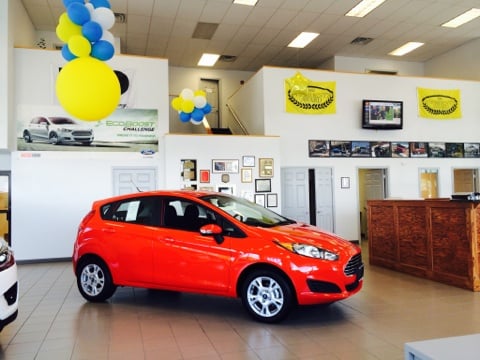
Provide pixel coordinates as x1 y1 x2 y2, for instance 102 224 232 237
344 253 363 276
72 131 92 136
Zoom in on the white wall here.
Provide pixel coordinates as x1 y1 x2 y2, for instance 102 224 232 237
425 39 480 80
12 49 169 260
325 55 425 76
230 66 480 241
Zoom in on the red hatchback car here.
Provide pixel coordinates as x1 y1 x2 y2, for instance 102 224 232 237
73 190 363 322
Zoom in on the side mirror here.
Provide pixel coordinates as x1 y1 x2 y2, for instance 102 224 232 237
199 224 224 244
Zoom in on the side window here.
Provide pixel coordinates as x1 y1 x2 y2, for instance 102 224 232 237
101 197 161 226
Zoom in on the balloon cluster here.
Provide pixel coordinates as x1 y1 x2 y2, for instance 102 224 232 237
56 0 115 62
171 88 212 125
55 0 120 121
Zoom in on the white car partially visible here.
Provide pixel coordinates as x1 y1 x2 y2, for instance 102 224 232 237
0 238 18 332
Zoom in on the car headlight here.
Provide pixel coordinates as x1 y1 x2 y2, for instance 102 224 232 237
0 239 15 271
275 241 339 261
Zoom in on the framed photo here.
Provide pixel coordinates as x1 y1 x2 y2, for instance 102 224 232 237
308 140 330 157
242 155 255 167
267 193 278 207
241 168 253 183
181 159 197 181
410 142 428 158
217 185 235 195
445 143 464 158
351 141 371 157
391 142 409 158
254 194 265 207
199 169 210 183
464 143 480 158
341 177 350 189
330 141 351 157
212 159 239 173
259 158 274 177
370 141 391 158
255 178 271 192
428 142 445 158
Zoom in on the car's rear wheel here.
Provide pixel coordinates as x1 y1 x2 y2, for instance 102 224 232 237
241 270 294 323
23 131 32 143
77 258 117 302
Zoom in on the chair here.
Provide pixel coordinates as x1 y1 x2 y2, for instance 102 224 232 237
164 205 178 228
183 204 200 231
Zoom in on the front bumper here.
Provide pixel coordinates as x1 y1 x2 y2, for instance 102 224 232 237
0 264 19 331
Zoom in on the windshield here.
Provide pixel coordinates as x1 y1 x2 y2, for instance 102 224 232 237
201 194 295 227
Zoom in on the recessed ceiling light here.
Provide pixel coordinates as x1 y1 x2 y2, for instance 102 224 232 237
233 0 258 6
442 8 480 28
345 0 386 18
198 53 220 67
388 42 424 56
288 32 319 48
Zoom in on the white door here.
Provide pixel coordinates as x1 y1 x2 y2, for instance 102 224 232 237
200 78 220 128
112 167 157 195
358 168 387 238
281 167 334 232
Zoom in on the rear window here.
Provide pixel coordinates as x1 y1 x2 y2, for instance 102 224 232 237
101 197 160 226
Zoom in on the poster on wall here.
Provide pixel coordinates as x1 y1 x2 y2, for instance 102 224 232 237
284 72 336 115
17 105 158 153
417 87 462 120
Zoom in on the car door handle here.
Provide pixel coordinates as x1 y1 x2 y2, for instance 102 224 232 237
102 228 116 233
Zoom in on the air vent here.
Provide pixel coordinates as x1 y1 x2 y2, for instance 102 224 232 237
350 37 373 45
366 69 398 75
115 13 126 23
192 22 219 40
219 55 237 62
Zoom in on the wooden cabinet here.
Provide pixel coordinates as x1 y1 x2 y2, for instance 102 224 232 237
367 199 480 291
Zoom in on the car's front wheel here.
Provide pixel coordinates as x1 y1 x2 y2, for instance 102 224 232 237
76 257 117 302
49 132 59 145
23 130 32 143
241 270 294 323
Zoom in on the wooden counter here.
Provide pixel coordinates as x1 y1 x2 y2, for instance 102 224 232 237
367 199 480 291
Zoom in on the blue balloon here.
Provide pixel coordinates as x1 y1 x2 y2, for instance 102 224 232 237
61 44 77 61
82 21 103 42
91 40 115 61
63 0 83 7
179 112 191 122
202 103 212 115
90 0 111 8
67 3 91 25
191 108 204 121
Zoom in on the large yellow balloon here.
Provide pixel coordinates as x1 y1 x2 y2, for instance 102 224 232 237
68 35 91 58
56 57 120 121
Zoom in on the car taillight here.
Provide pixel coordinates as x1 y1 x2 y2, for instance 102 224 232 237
0 241 15 272
78 209 95 231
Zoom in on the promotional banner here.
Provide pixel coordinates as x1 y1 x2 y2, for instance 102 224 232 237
285 72 336 115
417 87 462 119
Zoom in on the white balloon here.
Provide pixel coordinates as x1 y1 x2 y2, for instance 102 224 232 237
194 95 207 109
91 7 115 30
180 88 194 100
85 3 95 15
100 30 115 45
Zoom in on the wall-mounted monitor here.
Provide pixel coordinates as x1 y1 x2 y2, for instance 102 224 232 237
362 100 403 130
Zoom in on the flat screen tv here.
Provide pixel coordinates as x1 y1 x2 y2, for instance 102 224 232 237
362 100 403 130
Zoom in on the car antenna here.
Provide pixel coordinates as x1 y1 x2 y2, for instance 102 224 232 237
131 180 142 192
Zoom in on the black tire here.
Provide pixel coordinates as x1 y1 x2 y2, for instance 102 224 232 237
240 270 294 323
49 132 59 145
23 131 32 143
76 257 117 302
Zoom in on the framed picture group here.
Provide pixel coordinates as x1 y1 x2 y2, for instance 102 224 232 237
308 140 480 159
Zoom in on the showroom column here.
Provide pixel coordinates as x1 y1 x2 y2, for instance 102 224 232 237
0 0 14 150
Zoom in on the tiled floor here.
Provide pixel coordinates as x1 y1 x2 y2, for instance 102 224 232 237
2 244 480 360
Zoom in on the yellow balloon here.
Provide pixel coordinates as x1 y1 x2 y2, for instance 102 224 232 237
181 99 195 113
56 57 120 121
171 97 183 111
68 35 91 58
194 90 206 97
56 14 82 42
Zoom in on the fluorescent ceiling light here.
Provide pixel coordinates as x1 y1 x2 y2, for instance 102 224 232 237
233 0 258 5
288 32 319 48
345 0 386 17
442 8 480 28
389 42 424 56
198 53 220 67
